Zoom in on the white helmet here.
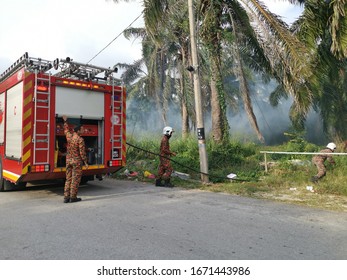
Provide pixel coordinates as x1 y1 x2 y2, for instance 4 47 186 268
163 126 174 136
326 142 336 150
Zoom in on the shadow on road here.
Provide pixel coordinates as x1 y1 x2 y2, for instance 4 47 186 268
12 177 166 203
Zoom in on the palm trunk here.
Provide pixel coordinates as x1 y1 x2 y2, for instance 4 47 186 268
200 0 228 143
237 63 265 143
181 96 189 138
159 52 167 126
210 64 223 142
230 11 264 143
210 53 229 143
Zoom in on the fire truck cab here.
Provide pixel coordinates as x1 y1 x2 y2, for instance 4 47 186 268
0 53 126 191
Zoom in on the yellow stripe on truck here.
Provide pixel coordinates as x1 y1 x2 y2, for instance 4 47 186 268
53 165 105 172
3 170 20 182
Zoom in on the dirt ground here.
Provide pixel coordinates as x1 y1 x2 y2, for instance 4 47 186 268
254 189 347 212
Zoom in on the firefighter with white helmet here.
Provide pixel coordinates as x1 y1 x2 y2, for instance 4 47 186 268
156 126 176 187
311 142 336 183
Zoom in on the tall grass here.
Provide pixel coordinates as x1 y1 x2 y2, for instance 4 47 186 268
123 135 347 197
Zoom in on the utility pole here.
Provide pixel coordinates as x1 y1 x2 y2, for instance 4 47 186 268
187 0 209 183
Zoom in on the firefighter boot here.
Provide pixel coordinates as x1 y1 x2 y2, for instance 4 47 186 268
164 179 174 188
155 179 164 187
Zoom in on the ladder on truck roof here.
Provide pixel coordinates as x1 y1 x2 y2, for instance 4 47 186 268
111 79 123 160
33 71 51 165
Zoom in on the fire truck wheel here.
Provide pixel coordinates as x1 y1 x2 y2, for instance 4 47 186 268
2 180 26 191
16 182 27 189
3 180 16 191
80 175 93 185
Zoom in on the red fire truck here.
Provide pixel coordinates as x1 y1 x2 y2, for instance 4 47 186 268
0 52 126 191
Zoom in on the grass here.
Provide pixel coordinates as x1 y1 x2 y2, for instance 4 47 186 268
117 135 347 212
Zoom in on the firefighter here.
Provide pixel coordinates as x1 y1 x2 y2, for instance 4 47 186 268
156 126 176 188
62 115 88 203
311 142 336 183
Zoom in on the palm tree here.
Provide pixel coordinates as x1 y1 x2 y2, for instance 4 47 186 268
115 0 204 139
291 0 347 139
196 0 316 142
199 0 229 143
117 27 165 126
227 6 266 142
113 0 347 143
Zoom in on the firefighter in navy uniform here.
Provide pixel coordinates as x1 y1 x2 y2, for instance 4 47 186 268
156 126 176 188
62 115 89 203
311 142 336 183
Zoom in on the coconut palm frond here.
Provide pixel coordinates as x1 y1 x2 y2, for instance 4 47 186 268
226 1 272 75
269 84 289 107
294 0 347 59
123 27 147 40
118 58 146 84
226 5 265 142
328 0 347 59
143 0 170 43
240 0 316 115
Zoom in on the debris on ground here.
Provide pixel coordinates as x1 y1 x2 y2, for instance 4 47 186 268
227 173 237 180
144 170 156 179
123 169 138 177
172 171 190 180
289 159 311 166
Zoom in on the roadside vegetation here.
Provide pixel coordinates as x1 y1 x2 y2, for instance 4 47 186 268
114 134 347 212
110 1 347 212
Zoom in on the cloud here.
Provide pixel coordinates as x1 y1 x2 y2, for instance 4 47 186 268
0 0 144 74
262 0 304 24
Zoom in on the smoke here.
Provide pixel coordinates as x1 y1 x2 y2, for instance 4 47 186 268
126 84 327 145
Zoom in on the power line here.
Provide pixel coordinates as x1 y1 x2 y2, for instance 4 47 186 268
86 0 186 65
86 11 144 64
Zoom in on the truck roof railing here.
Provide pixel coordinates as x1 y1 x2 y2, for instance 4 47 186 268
0 53 121 84
0 52 54 83
54 57 120 83
0 52 28 83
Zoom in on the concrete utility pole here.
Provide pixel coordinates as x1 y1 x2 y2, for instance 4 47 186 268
187 0 209 183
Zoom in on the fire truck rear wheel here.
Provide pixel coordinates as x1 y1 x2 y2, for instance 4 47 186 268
80 175 94 185
2 180 26 191
3 180 16 191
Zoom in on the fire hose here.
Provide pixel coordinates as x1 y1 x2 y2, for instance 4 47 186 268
126 142 257 182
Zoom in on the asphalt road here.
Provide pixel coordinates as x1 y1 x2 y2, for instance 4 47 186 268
0 178 346 260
